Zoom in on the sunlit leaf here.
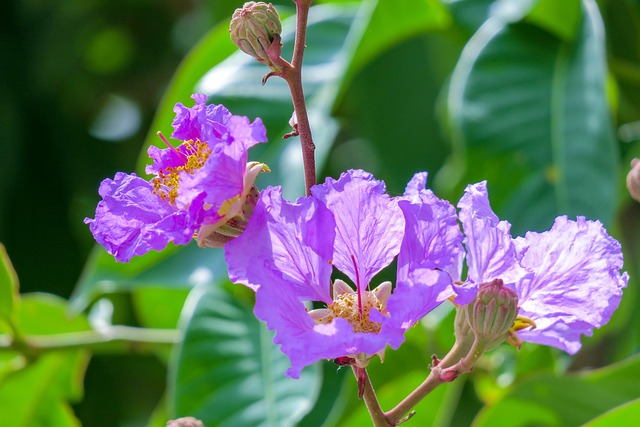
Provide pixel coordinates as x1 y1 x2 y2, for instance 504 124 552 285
582 397 640 426
472 354 640 426
0 295 90 426
170 285 321 427
336 0 451 98
447 0 618 234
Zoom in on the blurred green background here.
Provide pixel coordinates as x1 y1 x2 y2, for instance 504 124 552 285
2 0 640 426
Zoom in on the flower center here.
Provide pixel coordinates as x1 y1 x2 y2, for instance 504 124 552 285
151 139 212 204
324 290 385 333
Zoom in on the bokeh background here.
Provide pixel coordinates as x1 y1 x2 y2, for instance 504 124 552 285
2 0 640 426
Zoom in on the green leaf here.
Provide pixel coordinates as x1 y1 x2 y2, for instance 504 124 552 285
582 398 640 426
336 0 451 98
526 0 581 40
169 285 321 427
132 287 191 330
0 352 88 427
0 295 90 426
447 0 618 233
472 354 640 427
18 294 91 335
296 361 348 427
0 243 19 323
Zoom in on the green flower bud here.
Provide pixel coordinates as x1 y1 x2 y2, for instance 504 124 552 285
464 279 519 352
229 2 283 71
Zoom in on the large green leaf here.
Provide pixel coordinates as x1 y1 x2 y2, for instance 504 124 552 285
447 0 618 234
582 397 640 426
472 354 640 427
335 0 451 98
169 285 321 427
0 243 18 323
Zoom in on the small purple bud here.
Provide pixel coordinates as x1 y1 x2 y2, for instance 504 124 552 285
464 279 519 352
229 2 283 71
627 158 640 202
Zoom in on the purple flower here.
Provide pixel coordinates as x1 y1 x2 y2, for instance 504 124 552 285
457 181 628 353
85 94 268 262
225 170 463 378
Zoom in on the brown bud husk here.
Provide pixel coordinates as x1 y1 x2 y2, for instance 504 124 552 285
229 2 283 71
196 162 268 248
464 279 519 352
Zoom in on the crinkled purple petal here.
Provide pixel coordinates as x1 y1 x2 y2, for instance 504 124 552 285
171 94 232 144
311 170 404 288
225 186 335 303
84 172 202 262
458 181 526 286
226 115 267 152
398 172 464 282
513 216 628 353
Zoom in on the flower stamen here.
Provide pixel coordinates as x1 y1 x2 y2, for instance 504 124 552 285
308 280 392 334
151 139 212 204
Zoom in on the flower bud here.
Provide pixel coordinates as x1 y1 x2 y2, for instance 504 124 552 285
166 417 204 427
464 279 519 352
627 158 640 202
230 2 283 71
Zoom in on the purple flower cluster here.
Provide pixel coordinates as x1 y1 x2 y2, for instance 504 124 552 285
86 95 627 378
85 94 268 262
224 171 627 377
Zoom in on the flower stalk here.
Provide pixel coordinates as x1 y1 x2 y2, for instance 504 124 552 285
230 1 317 195
283 0 316 195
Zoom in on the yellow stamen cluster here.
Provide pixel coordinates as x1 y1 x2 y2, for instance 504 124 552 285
316 291 384 333
151 139 212 204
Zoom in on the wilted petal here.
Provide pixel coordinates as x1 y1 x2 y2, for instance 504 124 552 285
311 170 404 288
514 216 628 353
